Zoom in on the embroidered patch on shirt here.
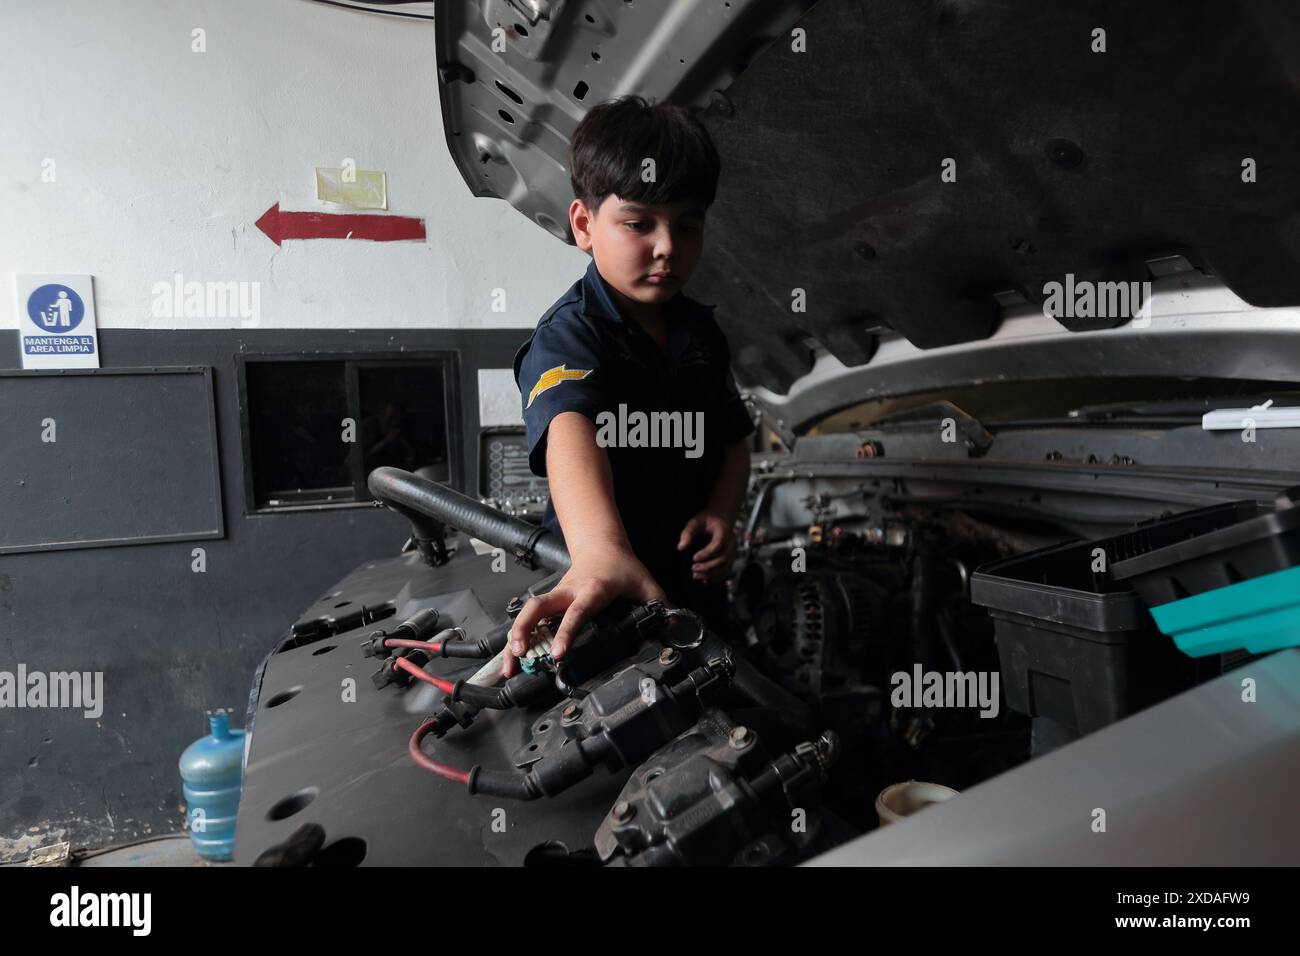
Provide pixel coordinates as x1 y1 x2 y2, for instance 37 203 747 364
526 364 594 409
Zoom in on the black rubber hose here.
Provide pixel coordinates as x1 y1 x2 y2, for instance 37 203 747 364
440 642 492 659
392 608 445 641
467 767 541 801
453 671 553 710
368 467 571 573
911 550 941 672
384 500 448 567
453 682 510 709
440 622 510 659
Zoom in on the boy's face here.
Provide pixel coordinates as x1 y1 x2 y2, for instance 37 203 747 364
569 195 707 309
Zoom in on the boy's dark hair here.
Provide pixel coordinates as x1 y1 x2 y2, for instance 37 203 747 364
568 95 721 214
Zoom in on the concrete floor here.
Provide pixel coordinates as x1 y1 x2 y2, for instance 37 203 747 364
76 836 233 866
1 835 234 867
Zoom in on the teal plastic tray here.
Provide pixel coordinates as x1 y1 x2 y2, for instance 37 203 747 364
1149 564 1300 657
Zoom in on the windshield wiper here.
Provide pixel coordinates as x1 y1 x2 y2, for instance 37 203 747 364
1065 394 1298 421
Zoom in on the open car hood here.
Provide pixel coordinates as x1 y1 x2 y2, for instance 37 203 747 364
434 0 1300 398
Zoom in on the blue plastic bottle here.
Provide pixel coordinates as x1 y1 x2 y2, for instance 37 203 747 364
179 711 245 861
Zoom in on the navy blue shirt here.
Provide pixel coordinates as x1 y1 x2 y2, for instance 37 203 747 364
513 258 754 603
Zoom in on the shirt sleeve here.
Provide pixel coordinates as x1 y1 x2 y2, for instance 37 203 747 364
719 365 756 444
513 316 608 476
704 315 754 445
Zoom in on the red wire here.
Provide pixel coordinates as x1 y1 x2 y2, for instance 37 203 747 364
408 719 471 785
385 638 442 653
392 655 456 694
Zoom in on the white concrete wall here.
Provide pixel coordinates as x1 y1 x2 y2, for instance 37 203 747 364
0 0 587 331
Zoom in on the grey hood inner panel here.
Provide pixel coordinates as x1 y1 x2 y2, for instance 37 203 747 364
436 0 1300 393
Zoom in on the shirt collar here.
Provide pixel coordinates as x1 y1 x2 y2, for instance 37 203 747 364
579 257 712 326
580 257 625 323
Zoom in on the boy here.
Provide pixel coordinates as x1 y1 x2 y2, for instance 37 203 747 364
503 95 754 677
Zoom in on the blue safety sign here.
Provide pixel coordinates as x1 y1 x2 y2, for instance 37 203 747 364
14 274 101 369
27 283 87 333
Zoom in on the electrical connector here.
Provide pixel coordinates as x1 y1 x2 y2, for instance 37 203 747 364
360 630 390 658
518 622 556 674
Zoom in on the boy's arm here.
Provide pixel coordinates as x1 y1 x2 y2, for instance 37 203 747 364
502 411 668 676
678 438 752 582
546 411 633 560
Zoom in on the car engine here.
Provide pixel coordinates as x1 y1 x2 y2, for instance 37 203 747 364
235 449 1253 866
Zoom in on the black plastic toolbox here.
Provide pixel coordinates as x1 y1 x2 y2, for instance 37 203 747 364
1110 486 1300 605
969 508 1231 742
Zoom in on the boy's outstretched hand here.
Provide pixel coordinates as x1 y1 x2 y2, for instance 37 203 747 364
501 548 668 678
678 510 737 584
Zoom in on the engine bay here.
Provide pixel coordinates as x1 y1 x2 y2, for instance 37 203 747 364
234 436 1284 867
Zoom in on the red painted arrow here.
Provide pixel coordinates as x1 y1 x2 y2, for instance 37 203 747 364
254 202 426 246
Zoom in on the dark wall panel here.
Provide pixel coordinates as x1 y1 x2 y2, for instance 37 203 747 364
0 327 529 857
0 368 222 554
